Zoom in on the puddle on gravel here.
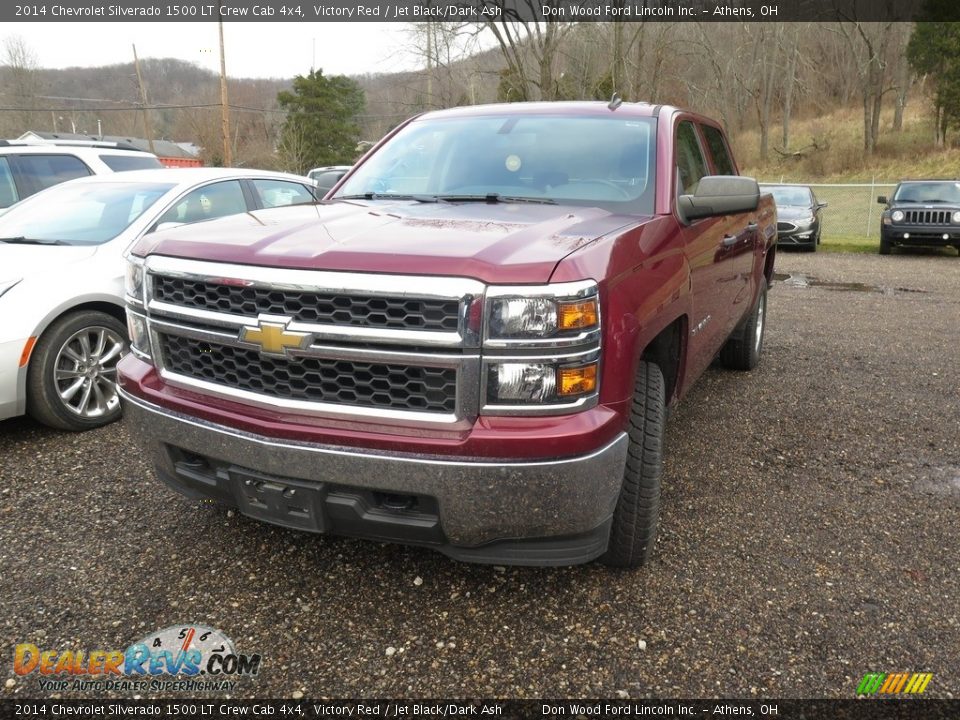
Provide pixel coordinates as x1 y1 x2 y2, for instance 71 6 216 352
773 272 929 295
914 467 960 497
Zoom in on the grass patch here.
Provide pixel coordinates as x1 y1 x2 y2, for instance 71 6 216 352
735 102 960 183
820 235 879 254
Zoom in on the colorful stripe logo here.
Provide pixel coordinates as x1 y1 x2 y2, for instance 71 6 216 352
857 672 933 695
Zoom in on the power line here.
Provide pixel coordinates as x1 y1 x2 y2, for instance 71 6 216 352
0 102 413 120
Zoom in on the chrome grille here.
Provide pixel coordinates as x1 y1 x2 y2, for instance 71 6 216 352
153 276 460 332
905 210 950 225
141 256 485 426
777 221 798 232
159 333 458 414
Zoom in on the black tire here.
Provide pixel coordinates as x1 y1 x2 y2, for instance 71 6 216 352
879 233 892 255
27 311 128 431
720 283 767 372
600 361 665 569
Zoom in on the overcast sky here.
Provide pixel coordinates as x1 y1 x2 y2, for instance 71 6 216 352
7 23 422 79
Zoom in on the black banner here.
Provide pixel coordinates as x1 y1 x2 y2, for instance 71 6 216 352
3 700 960 720
4 0 959 24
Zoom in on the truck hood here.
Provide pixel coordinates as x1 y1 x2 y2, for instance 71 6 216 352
132 200 644 284
0 244 98 281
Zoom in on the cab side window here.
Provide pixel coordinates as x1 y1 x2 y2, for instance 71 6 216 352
675 121 708 197
159 180 247 224
251 179 316 208
18 154 92 194
0 158 18 208
701 125 736 176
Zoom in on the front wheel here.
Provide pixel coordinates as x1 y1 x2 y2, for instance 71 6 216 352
720 283 767 371
27 311 128 431
600 361 665 569
879 233 892 255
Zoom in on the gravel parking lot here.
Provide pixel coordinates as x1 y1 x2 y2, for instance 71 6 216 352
1 251 958 700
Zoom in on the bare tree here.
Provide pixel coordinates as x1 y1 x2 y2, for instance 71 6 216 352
834 16 898 155
781 25 803 151
1 35 42 136
891 24 912 132
476 3 575 101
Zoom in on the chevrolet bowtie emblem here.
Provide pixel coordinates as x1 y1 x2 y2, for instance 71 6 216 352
240 316 310 356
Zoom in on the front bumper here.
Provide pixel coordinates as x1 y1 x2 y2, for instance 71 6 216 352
884 225 960 246
776 222 818 247
120 389 629 566
0 337 28 421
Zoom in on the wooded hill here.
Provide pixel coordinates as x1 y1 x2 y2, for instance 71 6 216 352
1 21 953 181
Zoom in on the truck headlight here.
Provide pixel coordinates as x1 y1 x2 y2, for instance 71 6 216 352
952 211 960 224
124 256 145 304
891 210 905 222
489 298 557 338
486 282 599 340
126 311 151 359
487 360 598 405
483 280 600 414
491 362 556 402
0 279 21 299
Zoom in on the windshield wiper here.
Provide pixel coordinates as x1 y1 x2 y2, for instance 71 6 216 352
338 192 440 203
0 236 69 246
434 193 557 205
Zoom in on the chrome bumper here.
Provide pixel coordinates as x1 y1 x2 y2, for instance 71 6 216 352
120 390 628 564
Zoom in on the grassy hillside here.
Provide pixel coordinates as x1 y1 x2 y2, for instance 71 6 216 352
735 101 960 183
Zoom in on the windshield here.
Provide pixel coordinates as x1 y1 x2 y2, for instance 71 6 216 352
763 186 813 206
893 182 960 204
0 181 173 246
335 114 657 213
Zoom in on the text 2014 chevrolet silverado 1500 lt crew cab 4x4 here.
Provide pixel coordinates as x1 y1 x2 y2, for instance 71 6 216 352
118 102 777 568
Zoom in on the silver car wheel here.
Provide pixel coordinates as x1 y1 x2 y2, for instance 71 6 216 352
54 326 125 418
754 290 766 355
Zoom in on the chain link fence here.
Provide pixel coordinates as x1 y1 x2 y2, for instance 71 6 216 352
760 181 898 240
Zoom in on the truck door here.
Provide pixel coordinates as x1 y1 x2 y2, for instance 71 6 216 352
700 123 758 327
675 121 749 380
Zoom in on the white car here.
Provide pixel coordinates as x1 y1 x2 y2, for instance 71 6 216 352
0 167 318 430
0 139 163 211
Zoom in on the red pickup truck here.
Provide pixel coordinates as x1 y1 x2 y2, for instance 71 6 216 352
118 101 777 568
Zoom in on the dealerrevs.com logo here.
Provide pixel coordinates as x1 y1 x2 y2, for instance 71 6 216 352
857 672 933 695
14 624 261 693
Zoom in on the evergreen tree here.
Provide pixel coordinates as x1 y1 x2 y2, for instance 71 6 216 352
277 69 365 173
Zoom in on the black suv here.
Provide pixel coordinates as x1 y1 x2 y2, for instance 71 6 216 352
878 180 960 256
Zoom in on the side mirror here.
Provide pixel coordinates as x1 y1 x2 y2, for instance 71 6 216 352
877 195 887 205
678 175 760 224
818 202 829 209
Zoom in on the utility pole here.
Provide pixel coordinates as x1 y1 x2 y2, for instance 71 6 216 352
132 44 156 154
218 19 233 167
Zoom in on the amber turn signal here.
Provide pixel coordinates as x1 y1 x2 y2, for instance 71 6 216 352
557 299 599 331
558 363 598 396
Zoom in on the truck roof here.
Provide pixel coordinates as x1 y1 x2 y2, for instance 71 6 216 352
416 101 713 124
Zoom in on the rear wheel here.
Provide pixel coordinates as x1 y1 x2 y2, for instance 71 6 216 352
601 361 665 569
27 311 128 431
720 283 767 371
